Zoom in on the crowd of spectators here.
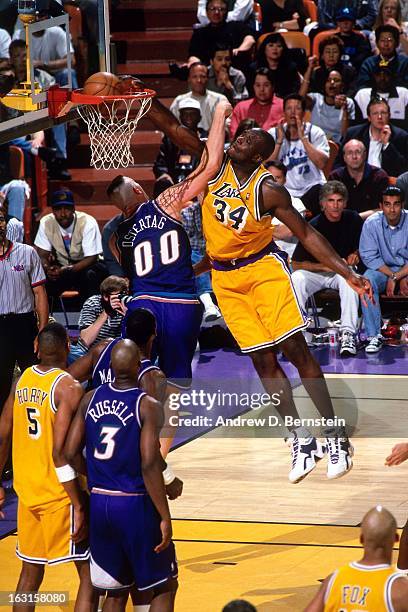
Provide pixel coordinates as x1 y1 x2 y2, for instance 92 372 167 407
164 0 408 354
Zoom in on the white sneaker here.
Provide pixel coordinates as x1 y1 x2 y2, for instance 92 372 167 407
288 433 326 483
365 335 384 354
325 432 354 479
203 303 222 323
340 331 357 356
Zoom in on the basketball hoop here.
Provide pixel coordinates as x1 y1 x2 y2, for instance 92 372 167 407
71 88 156 170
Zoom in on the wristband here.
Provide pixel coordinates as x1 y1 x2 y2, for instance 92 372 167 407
55 464 77 483
163 465 176 486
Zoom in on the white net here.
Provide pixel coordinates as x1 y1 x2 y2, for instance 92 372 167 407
76 94 153 170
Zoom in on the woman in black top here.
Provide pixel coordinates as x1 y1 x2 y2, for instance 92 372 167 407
253 32 301 98
310 35 356 96
259 0 307 32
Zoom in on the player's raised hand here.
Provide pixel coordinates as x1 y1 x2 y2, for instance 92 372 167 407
71 505 88 543
166 477 183 500
155 518 172 553
385 443 408 466
0 486 5 519
216 99 233 118
346 272 374 307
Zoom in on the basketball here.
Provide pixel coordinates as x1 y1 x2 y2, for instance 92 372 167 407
82 71 122 96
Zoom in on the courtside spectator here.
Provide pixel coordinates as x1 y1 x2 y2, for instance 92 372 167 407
340 97 408 176
353 65 408 130
252 32 301 99
170 63 229 132
335 7 371 71
292 181 364 357
229 68 283 139
69 275 128 362
330 140 389 218
266 161 306 259
188 0 256 67
357 25 408 89
268 94 329 215
207 43 248 103
34 188 106 301
359 186 408 353
300 61 355 143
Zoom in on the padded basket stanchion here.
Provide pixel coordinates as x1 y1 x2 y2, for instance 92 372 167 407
71 89 155 170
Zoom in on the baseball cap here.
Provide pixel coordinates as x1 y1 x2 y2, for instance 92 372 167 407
336 7 356 21
51 189 75 207
178 97 201 111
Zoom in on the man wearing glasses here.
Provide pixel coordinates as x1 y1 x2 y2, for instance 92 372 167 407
188 0 256 66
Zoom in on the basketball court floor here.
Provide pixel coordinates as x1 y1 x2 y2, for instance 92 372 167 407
0 345 407 611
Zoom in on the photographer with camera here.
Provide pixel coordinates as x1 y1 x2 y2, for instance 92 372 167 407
68 275 129 363
153 97 207 197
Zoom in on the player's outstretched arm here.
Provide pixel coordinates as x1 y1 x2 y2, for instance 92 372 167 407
52 375 87 543
303 575 331 612
262 180 373 304
148 97 204 157
0 383 16 519
64 390 94 476
68 340 110 383
156 100 232 220
140 395 173 552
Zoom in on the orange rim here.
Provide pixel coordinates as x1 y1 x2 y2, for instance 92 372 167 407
71 88 156 105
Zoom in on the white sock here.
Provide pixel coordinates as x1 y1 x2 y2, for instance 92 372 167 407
200 292 215 310
134 606 150 611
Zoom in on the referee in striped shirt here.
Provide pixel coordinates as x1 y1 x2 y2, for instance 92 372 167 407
0 204 49 410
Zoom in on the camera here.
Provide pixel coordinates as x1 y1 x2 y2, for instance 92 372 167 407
175 152 195 183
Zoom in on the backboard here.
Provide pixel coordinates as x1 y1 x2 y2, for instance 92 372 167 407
0 0 112 144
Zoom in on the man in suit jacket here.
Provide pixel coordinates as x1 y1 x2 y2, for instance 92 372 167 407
337 98 408 177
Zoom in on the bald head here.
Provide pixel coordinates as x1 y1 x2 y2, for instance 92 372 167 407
111 339 141 380
360 506 397 551
343 139 366 171
253 128 276 161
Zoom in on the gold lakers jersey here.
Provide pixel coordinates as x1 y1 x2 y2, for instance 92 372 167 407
13 366 71 512
202 155 274 260
324 562 404 611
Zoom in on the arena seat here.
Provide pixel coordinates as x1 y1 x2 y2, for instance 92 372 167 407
303 0 318 22
281 31 311 55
